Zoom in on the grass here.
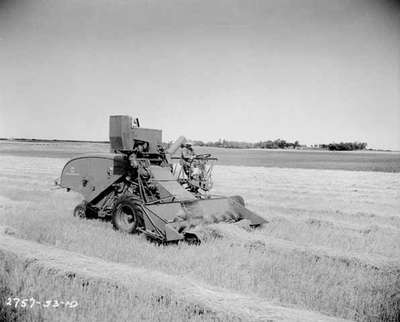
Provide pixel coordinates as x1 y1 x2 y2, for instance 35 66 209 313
258 216 400 258
0 248 239 322
0 155 400 321
1 205 399 321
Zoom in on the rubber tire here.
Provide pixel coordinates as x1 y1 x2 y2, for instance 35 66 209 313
73 203 87 218
73 202 97 219
230 195 245 207
112 196 144 234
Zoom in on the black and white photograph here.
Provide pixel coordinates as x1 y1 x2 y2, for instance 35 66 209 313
0 0 399 321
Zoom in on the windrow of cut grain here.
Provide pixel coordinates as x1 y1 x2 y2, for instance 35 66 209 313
0 231 348 322
2 197 399 321
193 222 400 320
258 216 400 258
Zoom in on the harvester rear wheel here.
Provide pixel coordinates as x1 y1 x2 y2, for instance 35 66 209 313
112 196 144 234
230 195 245 207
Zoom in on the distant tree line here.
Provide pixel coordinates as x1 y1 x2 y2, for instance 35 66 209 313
190 139 368 151
191 139 301 149
318 142 367 151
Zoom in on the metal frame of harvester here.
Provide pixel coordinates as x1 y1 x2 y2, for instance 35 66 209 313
58 115 265 243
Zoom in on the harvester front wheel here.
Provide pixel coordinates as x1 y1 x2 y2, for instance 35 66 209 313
73 202 97 219
112 196 144 234
73 203 87 218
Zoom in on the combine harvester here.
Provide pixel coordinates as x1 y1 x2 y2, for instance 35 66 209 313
58 115 265 243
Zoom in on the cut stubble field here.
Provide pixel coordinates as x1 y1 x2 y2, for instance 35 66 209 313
0 146 399 321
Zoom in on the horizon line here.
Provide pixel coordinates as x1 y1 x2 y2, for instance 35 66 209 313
1 137 397 152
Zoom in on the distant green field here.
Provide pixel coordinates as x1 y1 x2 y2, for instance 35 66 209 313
0 141 399 172
196 146 400 172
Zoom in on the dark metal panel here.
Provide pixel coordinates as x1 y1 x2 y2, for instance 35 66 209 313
109 115 162 153
60 154 128 202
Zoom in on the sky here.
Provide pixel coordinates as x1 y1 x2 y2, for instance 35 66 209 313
0 0 399 149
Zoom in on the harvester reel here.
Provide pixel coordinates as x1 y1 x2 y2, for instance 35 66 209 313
112 196 144 234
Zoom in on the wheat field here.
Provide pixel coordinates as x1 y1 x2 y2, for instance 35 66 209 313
0 153 399 321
